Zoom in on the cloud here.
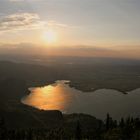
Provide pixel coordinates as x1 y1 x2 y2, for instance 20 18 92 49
0 12 71 33
0 13 46 32
47 20 69 28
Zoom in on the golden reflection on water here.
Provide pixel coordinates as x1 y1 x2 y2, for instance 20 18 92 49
22 81 71 111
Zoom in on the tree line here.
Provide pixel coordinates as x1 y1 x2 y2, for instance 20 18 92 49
1 114 140 140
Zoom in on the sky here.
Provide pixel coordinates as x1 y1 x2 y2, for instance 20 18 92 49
0 0 140 59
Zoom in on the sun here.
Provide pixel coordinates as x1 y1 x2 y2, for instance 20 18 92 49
43 29 57 44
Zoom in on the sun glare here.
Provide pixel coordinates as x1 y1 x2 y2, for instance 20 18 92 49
43 29 57 44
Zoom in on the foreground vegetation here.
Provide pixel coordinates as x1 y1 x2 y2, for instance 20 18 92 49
1 113 140 140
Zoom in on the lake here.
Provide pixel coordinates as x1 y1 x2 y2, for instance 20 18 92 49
21 80 140 119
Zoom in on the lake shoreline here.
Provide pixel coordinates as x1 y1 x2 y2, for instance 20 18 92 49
27 79 139 95
22 80 140 120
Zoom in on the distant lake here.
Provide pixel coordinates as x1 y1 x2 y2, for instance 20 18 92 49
21 80 140 119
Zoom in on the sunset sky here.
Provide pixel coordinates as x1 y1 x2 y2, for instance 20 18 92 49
0 0 140 59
